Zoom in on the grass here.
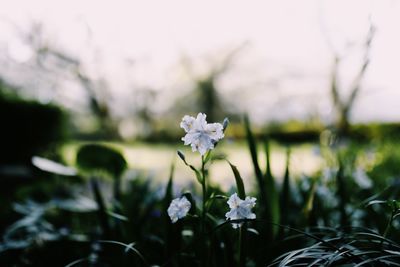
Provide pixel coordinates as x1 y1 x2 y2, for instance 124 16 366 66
2 121 400 266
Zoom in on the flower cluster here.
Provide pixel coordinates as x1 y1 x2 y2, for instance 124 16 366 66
225 193 257 228
180 113 224 155
167 196 191 223
175 113 258 229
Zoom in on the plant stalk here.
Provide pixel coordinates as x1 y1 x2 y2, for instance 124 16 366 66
383 209 395 238
201 155 207 267
238 225 246 267
201 155 207 231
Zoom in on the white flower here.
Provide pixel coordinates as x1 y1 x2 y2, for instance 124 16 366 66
353 167 373 189
180 113 224 155
225 193 256 229
167 196 191 223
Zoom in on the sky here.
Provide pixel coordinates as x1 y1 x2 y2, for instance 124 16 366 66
1 0 400 123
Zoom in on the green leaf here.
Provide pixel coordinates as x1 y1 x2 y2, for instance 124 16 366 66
163 161 175 211
367 200 388 207
32 156 77 176
227 161 246 199
247 228 260 235
264 139 273 180
244 115 279 240
177 150 186 162
76 144 127 178
264 138 280 236
177 150 202 184
279 147 291 233
387 200 400 210
336 158 348 226
211 152 227 161
303 179 316 219
98 240 149 265
203 150 213 164
208 194 229 200
55 196 97 212
194 170 203 184
90 177 111 238
106 211 129 222
65 258 89 267
205 194 228 211
244 114 264 192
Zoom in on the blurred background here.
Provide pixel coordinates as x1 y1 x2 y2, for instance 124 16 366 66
3 1 400 266
1 0 400 185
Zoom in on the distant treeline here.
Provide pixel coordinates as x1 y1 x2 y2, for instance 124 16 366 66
138 120 400 144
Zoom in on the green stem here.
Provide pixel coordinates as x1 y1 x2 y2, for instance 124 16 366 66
239 224 246 267
201 155 207 229
383 210 395 238
90 177 111 238
201 155 207 267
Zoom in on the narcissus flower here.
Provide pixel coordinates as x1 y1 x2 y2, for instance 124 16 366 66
180 113 224 156
225 193 256 229
167 196 191 223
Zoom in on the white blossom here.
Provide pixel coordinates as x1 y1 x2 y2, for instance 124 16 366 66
180 113 224 155
225 193 256 229
167 196 191 223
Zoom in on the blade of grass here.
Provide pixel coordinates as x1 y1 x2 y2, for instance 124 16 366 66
90 177 111 238
244 114 275 241
264 138 280 237
336 157 348 227
279 147 291 237
64 257 89 267
227 160 247 267
244 114 265 198
227 161 246 198
99 240 150 266
303 178 316 225
163 161 181 263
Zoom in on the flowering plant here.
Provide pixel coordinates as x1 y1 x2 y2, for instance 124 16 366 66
167 196 191 223
180 113 224 155
226 193 257 228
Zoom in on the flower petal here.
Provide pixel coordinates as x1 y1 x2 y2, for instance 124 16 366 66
225 193 257 228
167 196 191 223
180 113 226 155
180 115 196 132
205 123 224 141
194 113 207 130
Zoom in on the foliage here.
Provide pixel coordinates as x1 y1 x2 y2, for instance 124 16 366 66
0 85 68 164
1 115 400 266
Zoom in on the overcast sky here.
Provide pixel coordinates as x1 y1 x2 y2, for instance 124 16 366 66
1 0 400 123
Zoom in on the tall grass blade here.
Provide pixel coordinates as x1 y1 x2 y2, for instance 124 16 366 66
264 138 280 237
279 147 291 236
303 178 316 225
90 177 111 238
244 114 265 197
163 161 180 266
99 240 150 266
164 161 175 211
227 161 246 198
244 114 277 240
336 157 349 227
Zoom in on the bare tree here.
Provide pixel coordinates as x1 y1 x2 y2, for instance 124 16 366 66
0 20 119 139
328 23 375 136
178 43 247 122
